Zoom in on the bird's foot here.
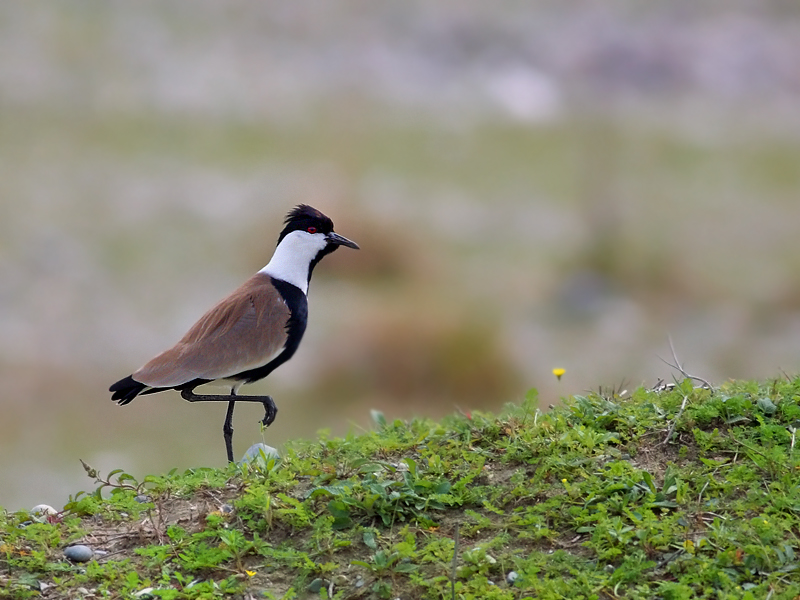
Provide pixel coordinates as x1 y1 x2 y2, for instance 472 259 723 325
260 396 278 428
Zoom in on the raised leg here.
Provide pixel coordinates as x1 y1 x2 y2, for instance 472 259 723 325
179 388 278 463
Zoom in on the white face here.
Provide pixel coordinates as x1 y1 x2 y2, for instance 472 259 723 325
259 230 328 293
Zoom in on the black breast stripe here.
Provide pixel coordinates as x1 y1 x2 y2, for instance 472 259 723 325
233 277 308 384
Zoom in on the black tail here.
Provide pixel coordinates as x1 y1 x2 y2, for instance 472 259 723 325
109 375 148 405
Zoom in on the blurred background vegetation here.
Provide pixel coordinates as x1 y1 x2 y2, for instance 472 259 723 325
1 1 799 510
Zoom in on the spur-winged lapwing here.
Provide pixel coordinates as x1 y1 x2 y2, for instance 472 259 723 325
109 205 359 462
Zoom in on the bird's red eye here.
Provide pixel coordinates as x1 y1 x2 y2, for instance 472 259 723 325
307 226 317 234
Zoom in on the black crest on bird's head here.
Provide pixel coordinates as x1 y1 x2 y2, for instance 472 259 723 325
277 205 335 244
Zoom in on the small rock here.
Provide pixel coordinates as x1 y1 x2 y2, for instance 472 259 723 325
221 503 234 514
64 545 94 563
134 588 155 598
18 520 32 528
307 578 327 593
506 571 519 584
31 504 57 517
355 577 365 588
134 495 151 503
239 443 280 466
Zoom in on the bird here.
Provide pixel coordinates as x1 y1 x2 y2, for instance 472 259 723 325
109 205 359 463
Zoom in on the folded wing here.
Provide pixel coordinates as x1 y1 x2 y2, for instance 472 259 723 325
133 274 291 388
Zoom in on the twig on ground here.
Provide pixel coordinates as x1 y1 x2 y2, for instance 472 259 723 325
729 433 771 461
698 480 710 504
661 393 689 445
657 335 713 390
451 522 460 600
95 547 131 563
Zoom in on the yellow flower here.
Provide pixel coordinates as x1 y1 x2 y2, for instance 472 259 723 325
245 570 256 578
552 368 566 381
561 478 568 483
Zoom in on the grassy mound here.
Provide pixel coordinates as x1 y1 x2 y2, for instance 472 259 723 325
3 378 800 599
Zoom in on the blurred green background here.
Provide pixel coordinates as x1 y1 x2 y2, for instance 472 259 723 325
1 1 799 510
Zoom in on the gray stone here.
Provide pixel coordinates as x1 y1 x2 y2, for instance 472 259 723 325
64 545 94 563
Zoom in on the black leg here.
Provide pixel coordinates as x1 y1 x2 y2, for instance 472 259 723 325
179 389 278 463
223 398 236 463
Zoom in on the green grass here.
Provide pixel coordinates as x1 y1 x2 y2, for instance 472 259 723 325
3 378 800 599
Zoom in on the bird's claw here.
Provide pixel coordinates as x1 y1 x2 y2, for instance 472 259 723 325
260 396 278 427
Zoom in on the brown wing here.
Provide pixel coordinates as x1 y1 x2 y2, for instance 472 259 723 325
133 274 290 388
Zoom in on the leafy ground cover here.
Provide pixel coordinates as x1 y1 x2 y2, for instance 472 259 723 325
3 378 800 599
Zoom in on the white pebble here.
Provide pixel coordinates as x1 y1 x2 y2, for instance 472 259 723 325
239 443 280 466
31 505 57 517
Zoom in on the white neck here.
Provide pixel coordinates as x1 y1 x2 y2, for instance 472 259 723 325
258 230 327 294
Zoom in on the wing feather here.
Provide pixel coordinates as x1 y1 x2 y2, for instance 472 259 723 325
133 274 290 387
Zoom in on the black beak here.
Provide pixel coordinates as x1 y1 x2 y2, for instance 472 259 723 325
326 232 360 250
